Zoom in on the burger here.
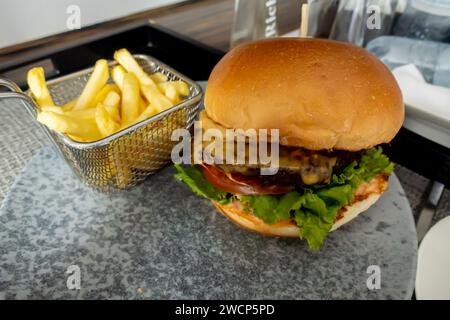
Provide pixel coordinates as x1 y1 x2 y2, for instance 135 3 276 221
174 38 404 250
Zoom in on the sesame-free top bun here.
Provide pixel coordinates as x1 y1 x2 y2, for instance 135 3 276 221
204 38 404 151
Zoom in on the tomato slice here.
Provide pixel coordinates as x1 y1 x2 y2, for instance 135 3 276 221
201 165 294 195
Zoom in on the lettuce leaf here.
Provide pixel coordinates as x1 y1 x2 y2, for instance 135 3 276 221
174 164 231 204
240 194 290 224
240 185 353 249
174 147 394 250
330 147 394 187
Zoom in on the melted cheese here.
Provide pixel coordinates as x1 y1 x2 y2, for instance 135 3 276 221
203 140 337 185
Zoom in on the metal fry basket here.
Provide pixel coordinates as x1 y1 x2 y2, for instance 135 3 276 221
0 55 202 192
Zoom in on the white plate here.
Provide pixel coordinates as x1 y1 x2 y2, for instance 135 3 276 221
416 216 450 299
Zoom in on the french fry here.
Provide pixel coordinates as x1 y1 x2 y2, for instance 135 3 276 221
150 72 168 83
96 103 120 137
136 104 158 122
73 59 109 110
114 48 155 87
27 67 55 107
166 84 180 104
93 83 119 105
121 73 140 126
161 82 180 104
61 99 77 111
141 84 173 112
67 134 89 142
139 97 148 112
112 156 133 188
116 166 133 189
40 105 64 114
123 104 158 128
41 104 96 121
102 91 121 123
158 80 189 97
114 49 177 112
139 97 147 113
109 143 133 188
111 65 127 91
65 107 96 121
37 111 101 140
112 66 147 111
116 104 158 172
174 80 189 96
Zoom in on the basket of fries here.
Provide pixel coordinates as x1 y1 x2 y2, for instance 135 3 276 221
0 49 202 192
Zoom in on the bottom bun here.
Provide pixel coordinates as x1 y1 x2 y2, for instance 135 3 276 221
213 174 388 238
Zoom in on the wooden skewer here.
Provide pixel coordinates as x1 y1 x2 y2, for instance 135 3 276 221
300 3 309 38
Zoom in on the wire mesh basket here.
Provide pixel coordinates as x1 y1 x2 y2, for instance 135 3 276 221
0 55 202 192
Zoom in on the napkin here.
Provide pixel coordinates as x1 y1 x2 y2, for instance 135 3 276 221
392 64 450 123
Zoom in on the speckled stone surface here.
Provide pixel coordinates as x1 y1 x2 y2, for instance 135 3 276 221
0 146 417 299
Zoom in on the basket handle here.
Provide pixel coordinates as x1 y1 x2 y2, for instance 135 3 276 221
0 77 22 92
0 76 37 113
0 76 56 153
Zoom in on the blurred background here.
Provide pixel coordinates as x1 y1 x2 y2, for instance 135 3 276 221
0 0 183 49
1 0 449 50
